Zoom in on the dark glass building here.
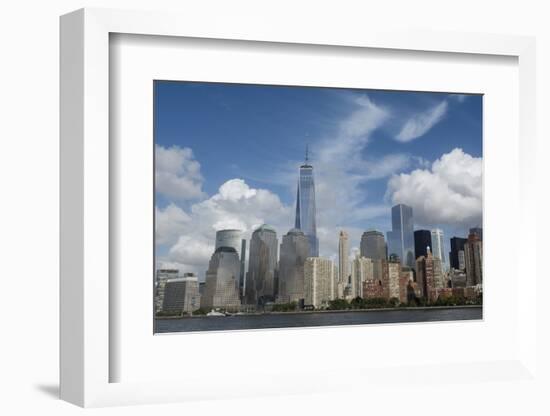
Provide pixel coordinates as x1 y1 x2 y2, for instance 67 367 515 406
449 237 467 270
387 204 415 268
414 230 432 260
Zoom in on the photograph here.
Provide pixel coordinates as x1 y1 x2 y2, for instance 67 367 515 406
153 81 483 333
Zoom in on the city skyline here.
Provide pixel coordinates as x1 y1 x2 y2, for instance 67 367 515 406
155 81 482 280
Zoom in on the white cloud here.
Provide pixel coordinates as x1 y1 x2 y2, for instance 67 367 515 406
386 148 482 227
155 144 206 200
396 100 448 142
157 178 293 277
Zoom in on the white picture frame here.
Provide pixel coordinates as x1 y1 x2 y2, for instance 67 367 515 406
60 7 537 408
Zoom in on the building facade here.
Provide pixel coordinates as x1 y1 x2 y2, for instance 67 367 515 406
449 237 467 270
383 258 401 300
201 247 241 310
360 230 387 261
414 229 432 260
430 228 447 269
162 274 201 314
464 232 483 286
387 204 415 268
415 248 444 302
304 257 336 308
294 148 319 257
155 269 179 313
351 255 374 299
278 228 310 303
245 224 279 305
215 229 246 296
338 230 350 292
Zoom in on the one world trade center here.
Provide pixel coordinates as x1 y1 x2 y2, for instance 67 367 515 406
295 146 319 257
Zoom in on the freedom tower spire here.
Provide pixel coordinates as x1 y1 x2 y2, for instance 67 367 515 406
295 145 319 257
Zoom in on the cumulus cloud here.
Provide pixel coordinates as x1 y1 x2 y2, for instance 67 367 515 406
386 148 482 227
396 100 448 142
155 144 206 200
156 178 292 276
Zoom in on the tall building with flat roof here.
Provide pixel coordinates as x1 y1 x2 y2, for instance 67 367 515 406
246 224 278 305
162 274 200 314
387 204 415 268
338 230 350 288
304 257 336 308
449 237 467 270
295 146 319 257
278 228 309 303
351 255 374 298
415 248 444 302
360 230 387 260
414 230 432 260
201 247 241 310
155 269 179 313
430 229 447 270
464 232 483 286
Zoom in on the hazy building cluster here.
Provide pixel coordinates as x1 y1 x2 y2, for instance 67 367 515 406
155 151 483 315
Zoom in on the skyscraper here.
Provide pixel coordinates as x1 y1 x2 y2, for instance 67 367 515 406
351 255 374 298
414 230 432 259
415 248 443 302
215 229 245 296
430 228 446 269
278 228 310 303
295 146 319 257
245 224 278 305
449 237 467 270
464 232 483 286
386 204 415 268
338 230 350 287
360 230 387 260
304 257 336 308
201 247 241 310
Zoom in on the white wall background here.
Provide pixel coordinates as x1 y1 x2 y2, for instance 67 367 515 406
0 0 548 414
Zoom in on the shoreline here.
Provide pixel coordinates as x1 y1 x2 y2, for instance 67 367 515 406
155 304 482 320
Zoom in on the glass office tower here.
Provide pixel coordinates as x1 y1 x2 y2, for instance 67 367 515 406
386 204 415 268
294 148 319 257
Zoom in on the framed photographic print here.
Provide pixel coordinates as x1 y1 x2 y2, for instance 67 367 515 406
152 81 484 334
60 8 538 408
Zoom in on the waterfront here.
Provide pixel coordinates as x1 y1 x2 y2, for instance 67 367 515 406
154 306 482 333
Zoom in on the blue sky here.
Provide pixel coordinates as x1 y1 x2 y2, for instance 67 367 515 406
154 81 482 277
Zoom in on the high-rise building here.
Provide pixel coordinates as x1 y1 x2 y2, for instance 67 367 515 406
387 204 415 268
304 257 336 308
360 230 387 260
449 237 467 270
162 274 201 314
338 230 350 288
295 147 319 257
383 257 401 300
430 228 447 269
201 247 241 310
215 229 246 296
240 238 247 297
278 228 310 303
155 269 179 313
414 230 432 259
351 255 374 298
245 224 278 305
464 232 483 286
415 248 444 302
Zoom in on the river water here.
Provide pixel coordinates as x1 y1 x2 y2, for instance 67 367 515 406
155 306 482 333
